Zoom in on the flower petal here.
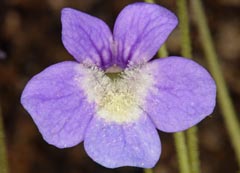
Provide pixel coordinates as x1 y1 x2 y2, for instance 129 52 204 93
113 3 178 67
21 61 95 148
84 115 161 168
144 57 216 132
61 8 113 69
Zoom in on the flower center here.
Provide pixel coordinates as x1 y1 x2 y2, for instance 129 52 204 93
97 81 139 123
75 64 154 124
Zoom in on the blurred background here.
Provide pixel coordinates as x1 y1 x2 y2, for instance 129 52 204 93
0 0 239 173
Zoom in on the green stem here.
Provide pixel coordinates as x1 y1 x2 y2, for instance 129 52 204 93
144 0 154 3
158 44 168 58
174 132 191 173
0 106 8 173
192 0 240 167
177 0 200 173
176 0 191 58
158 44 168 57
187 127 200 173
144 168 154 173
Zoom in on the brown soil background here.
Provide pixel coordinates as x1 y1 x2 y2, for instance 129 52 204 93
0 0 239 173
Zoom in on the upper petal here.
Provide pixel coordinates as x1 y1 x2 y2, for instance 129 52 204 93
61 8 113 69
144 57 216 132
21 61 95 148
84 115 161 168
113 2 178 67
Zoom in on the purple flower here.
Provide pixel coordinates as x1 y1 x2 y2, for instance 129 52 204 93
21 2 216 168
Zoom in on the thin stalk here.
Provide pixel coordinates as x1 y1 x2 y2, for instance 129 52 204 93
186 127 200 173
174 132 191 173
192 0 240 167
144 168 154 173
177 0 191 58
158 44 168 58
177 0 200 173
0 106 8 173
144 0 154 3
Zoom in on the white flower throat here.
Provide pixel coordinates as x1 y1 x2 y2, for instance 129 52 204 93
75 63 154 124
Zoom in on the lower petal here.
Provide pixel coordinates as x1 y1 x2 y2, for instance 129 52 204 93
21 61 95 148
144 57 216 132
84 115 161 168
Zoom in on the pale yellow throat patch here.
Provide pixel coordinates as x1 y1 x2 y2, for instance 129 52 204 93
75 64 154 124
